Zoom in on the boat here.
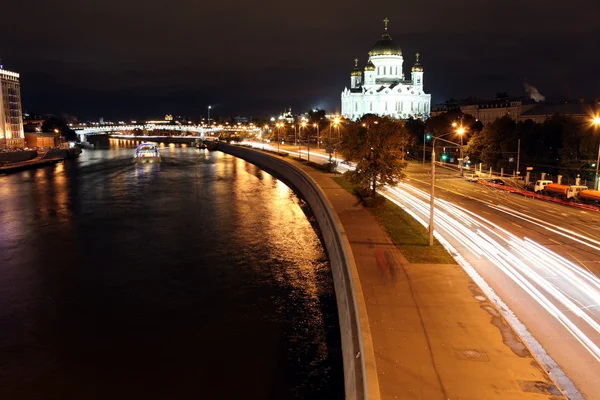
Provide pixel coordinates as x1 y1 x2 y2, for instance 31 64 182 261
134 142 161 163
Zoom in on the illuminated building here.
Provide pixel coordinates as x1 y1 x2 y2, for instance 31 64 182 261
0 66 25 148
341 18 431 120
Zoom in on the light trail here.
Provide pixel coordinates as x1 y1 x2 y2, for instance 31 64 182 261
240 140 598 397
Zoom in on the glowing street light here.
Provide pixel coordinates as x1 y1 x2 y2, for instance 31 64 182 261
300 121 309 161
276 122 284 154
592 115 600 190
429 131 464 246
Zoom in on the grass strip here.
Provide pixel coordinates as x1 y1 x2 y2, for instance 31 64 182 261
332 176 456 264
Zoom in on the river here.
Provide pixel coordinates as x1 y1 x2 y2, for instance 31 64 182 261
0 144 343 399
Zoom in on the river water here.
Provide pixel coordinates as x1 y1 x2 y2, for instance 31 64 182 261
0 144 343 399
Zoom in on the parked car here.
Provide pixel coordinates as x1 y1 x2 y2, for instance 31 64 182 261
464 173 479 182
487 178 505 186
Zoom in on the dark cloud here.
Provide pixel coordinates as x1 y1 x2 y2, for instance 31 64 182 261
2 0 599 119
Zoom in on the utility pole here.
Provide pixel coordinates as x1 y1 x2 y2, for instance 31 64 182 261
429 146 436 246
423 133 426 164
595 144 600 191
516 138 521 181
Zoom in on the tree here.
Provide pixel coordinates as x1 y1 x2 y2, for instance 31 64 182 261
405 117 425 143
340 116 411 197
464 116 516 169
42 116 79 142
308 109 326 124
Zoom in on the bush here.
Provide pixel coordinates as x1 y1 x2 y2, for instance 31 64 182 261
352 185 384 207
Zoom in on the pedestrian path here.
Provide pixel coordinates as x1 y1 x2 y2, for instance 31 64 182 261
281 155 566 400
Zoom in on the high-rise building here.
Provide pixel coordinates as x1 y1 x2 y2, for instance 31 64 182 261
0 66 25 148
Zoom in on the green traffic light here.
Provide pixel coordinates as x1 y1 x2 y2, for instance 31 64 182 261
426 134 431 140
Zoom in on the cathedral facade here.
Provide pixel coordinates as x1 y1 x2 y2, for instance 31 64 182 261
341 19 431 121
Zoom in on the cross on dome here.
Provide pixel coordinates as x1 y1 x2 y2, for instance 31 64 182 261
383 17 389 31
416 53 420 62
354 58 359 67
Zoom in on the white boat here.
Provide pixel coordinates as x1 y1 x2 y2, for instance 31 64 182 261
134 143 161 163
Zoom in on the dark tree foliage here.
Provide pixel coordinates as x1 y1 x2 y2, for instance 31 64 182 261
405 117 425 143
340 115 412 196
464 113 600 177
308 109 326 124
42 117 79 142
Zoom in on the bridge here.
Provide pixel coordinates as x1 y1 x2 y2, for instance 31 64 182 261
74 123 263 142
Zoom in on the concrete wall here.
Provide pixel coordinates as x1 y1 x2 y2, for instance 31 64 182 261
0 150 37 163
216 143 376 400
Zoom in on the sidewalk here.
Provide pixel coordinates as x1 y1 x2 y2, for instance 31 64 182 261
281 155 565 399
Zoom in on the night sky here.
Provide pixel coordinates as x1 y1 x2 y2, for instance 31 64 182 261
2 0 599 120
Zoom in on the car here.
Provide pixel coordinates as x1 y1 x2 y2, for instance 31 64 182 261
524 182 535 191
487 178 505 185
464 173 479 182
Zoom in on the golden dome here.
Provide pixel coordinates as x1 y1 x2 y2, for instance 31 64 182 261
412 53 424 72
368 18 402 57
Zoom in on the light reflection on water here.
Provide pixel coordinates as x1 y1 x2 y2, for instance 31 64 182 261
0 146 343 399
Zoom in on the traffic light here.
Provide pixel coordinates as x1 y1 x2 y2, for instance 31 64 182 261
426 134 431 140
441 154 448 161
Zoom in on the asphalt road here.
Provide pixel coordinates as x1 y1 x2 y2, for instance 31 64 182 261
247 141 600 399
399 162 600 399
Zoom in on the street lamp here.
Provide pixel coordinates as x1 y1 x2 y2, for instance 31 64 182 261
207 105 211 127
429 132 464 246
262 124 268 150
301 121 308 161
276 122 283 155
329 117 340 169
456 126 466 173
423 133 431 164
314 123 320 149
592 116 600 190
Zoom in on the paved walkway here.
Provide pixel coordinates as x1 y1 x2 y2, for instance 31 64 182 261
280 154 565 399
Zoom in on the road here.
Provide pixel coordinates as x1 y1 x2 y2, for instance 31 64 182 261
245 140 600 399
396 163 600 399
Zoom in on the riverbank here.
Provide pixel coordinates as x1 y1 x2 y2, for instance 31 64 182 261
0 147 82 174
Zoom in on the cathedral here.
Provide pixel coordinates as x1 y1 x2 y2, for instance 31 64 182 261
341 19 431 121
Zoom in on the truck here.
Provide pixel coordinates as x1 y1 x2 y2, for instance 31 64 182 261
534 180 553 192
578 189 600 205
543 184 588 199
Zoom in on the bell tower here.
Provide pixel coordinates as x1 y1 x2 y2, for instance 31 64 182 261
350 58 362 89
411 52 424 87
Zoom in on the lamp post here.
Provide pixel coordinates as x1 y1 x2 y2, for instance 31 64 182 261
329 116 340 170
593 116 600 190
429 132 464 246
301 121 308 161
422 133 431 164
457 126 465 174
207 105 211 127
276 122 283 155
263 124 268 150
314 123 320 149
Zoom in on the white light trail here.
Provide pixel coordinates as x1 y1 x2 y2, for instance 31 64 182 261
385 182 600 384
